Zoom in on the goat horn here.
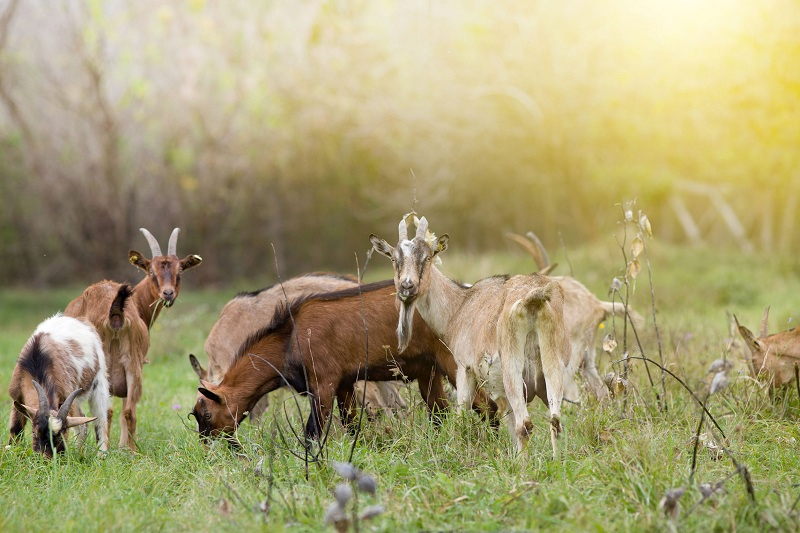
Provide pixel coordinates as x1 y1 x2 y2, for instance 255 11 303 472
167 228 180 256
57 388 83 422
760 306 770 338
525 231 551 269
415 216 428 240
398 219 408 241
139 228 162 257
32 380 50 415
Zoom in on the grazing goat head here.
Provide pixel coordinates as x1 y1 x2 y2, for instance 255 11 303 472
192 380 251 447
13 381 95 458
128 228 202 308
370 215 448 352
735 308 800 389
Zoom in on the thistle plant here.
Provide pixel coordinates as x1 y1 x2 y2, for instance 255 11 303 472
325 461 384 532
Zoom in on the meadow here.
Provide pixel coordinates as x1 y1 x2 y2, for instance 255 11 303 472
1 238 800 532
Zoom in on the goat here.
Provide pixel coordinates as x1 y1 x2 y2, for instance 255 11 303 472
8 313 111 457
735 308 800 389
371 215 570 457
506 231 644 401
191 280 496 444
189 272 406 422
65 227 202 451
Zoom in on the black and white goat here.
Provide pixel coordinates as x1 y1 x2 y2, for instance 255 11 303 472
8 313 111 457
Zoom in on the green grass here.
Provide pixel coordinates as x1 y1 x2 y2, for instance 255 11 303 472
2 243 800 532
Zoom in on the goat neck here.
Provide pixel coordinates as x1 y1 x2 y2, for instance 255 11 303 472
415 265 466 342
193 328 288 440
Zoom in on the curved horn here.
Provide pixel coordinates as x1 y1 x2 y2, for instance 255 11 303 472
32 380 50 415
415 216 428 240
57 388 83 422
167 228 180 256
398 219 408 241
505 231 551 271
139 228 162 257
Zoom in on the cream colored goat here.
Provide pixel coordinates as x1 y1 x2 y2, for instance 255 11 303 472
506 232 644 401
371 216 570 457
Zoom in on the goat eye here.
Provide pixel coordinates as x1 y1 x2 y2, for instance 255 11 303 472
204 413 211 421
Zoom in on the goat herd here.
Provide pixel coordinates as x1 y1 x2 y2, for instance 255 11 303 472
13 212 707 461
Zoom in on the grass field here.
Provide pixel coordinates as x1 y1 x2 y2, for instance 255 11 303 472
1 241 800 532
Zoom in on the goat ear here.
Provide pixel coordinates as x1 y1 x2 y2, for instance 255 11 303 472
180 254 203 271
129 250 150 271
433 234 449 255
734 316 765 352
13 401 37 420
198 387 223 404
65 416 96 428
369 235 394 258
189 354 207 380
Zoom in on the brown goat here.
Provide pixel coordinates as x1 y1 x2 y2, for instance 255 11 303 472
506 231 644 401
736 308 800 389
189 272 406 422
191 280 496 443
65 228 202 450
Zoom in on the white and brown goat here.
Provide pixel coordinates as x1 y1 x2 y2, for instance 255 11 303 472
371 216 570 457
65 228 202 450
736 308 800 389
8 313 112 457
191 280 497 444
506 231 644 401
189 272 406 423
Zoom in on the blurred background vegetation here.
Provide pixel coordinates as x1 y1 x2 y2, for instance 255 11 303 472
0 0 798 287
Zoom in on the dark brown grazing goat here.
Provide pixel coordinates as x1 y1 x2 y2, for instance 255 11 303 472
189 273 406 423
191 280 496 443
9 313 112 457
65 228 202 450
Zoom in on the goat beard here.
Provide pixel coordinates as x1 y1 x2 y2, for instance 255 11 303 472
396 299 415 354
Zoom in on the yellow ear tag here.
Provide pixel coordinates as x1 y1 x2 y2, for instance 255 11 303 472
130 255 138 263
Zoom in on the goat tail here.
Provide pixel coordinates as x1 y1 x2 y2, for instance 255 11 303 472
522 281 559 306
509 282 560 322
600 301 644 330
109 284 134 331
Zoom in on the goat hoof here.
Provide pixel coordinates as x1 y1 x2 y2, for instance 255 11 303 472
550 415 563 437
517 419 534 441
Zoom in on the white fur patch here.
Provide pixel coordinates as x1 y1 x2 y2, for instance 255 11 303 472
33 313 106 393
48 417 63 434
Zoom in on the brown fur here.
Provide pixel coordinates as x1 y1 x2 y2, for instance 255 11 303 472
193 273 407 422
736 310 800 389
65 282 148 450
191 281 496 443
64 228 201 450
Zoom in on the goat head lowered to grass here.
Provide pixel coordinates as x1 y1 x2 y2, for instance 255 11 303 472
189 272 407 424
371 215 570 457
65 228 202 451
8 314 111 458
191 280 498 446
735 308 800 389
